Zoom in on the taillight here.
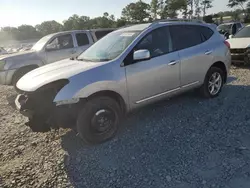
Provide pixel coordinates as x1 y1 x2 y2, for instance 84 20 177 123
224 41 230 49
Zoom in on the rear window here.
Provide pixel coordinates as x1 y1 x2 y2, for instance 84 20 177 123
170 25 203 51
95 30 114 40
199 26 214 40
76 33 89 46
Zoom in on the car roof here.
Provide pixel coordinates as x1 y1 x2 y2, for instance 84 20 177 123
117 20 209 32
118 23 152 32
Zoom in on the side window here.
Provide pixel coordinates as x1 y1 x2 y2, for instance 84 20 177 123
232 24 237 34
76 33 89 46
95 30 114 40
170 25 203 51
135 27 171 58
236 23 242 31
199 26 214 41
46 34 73 51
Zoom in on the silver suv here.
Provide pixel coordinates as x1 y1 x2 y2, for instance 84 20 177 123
15 21 231 144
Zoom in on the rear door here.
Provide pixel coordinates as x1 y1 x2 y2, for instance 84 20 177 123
169 25 214 87
75 32 93 55
45 34 75 63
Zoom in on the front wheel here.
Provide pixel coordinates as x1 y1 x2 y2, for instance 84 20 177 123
200 67 224 98
76 96 122 144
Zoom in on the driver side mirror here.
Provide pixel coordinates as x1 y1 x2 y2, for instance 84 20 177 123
229 35 233 39
133 49 150 61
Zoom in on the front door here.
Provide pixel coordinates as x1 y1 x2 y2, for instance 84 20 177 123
45 34 75 64
125 26 180 105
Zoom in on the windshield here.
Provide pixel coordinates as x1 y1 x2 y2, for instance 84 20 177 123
78 30 140 62
233 26 250 38
31 35 52 51
217 24 232 31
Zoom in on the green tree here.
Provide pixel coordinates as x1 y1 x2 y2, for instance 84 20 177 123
151 0 160 20
168 0 187 18
194 0 202 18
228 0 248 19
17 25 40 40
228 0 248 9
116 19 127 27
63 14 90 30
36 21 63 36
201 0 213 17
121 0 151 23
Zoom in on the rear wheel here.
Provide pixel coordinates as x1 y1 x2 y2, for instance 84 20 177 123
200 67 224 98
76 96 121 144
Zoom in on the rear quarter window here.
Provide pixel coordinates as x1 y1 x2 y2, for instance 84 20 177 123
199 26 214 41
169 25 203 51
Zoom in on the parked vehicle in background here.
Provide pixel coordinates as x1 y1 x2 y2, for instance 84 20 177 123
217 22 244 39
0 29 114 87
227 25 250 65
15 21 231 144
0 47 8 56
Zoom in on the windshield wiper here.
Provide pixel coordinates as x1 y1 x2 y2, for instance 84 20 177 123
76 58 95 62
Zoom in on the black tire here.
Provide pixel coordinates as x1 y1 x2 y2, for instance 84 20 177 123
200 67 224 98
76 96 122 144
12 67 35 92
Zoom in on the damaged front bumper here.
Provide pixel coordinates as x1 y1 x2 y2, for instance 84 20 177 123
231 48 250 65
15 83 81 132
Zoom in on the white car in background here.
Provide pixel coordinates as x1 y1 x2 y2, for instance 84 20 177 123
227 25 250 65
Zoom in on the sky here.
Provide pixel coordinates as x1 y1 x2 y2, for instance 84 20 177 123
0 0 229 28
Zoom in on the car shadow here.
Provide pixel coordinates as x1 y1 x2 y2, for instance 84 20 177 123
60 83 250 188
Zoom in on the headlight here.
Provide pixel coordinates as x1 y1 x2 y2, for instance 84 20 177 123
0 60 6 71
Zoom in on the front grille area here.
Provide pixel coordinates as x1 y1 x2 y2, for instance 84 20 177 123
230 48 246 54
231 54 245 61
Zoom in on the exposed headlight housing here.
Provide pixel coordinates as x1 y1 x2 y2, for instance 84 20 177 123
0 60 6 71
246 47 250 57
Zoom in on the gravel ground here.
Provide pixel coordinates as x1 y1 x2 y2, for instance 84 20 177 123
1 67 250 188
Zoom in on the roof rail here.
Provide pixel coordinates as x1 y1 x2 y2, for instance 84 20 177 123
151 18 205 26
117 24 136 30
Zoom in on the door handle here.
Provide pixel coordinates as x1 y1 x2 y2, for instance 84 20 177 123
205 50 212 55
168 60 178 66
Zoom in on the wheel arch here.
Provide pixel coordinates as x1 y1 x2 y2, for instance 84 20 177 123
210 61 227 83
86 90 127 115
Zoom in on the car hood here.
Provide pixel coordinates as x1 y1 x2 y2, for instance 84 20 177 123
227 38 250 49
0 50 36 60
16 59 105 92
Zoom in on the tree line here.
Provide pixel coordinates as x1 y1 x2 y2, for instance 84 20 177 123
0 0 249 43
